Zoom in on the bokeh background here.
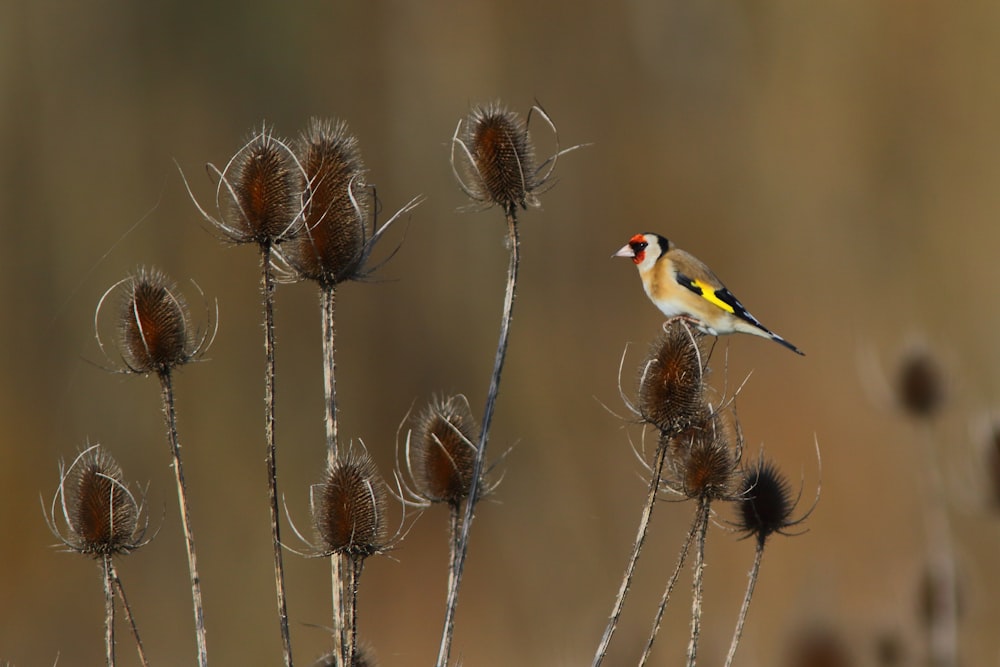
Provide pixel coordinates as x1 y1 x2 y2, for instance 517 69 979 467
3 1 1000 665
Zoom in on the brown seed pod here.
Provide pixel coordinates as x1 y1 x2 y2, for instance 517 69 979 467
665 412 739 501
46 445 148 557
312 448 389 558
282 118 370 287
116 267 192 374
408 395 479 506
637 320 711 436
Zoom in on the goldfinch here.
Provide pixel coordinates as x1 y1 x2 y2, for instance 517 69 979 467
614 233 803 355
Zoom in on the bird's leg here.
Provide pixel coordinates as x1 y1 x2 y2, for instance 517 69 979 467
663 315 714 336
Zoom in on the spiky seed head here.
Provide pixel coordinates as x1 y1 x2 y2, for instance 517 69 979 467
735 458 797 545
53 446 145 557
220 125 302 246
118 267 192 374
460 102 538 211
664 412 737 501
313 643 377 667
638 321 710 436
897 349 945 419
313 449 388 558
282 118 370 287
410 395 479 506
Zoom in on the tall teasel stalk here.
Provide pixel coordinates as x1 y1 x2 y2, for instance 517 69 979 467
593 321 714 666
723 455 816 667
94 267 213 666
277 116 420 664
44 445 152 667
181 124 305 667
440 101 576 666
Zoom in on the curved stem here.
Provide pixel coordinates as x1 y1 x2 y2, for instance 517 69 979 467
110 562 150 667
592 440 669 667
159 371 208 667
723 539 764 667
261 243 293 667
637 505 700 666
436 207 520 667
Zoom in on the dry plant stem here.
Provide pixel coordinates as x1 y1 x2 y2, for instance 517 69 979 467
917 423 958 667
435 206 520 667
321 286 347 664
347 557 364 665
102 555 116 667
111 562 150 667
158 371 208 667
723 540 764 667
686 497 712 667
592 441 670 667
260 243 294 667
321 286 339 467
637 507 700 666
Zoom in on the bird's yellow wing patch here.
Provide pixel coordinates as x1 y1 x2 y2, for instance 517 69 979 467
690 279 736 314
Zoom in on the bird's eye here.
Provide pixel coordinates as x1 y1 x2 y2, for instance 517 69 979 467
631 241 648 253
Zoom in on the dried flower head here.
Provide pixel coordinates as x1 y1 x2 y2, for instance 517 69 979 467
405 395 480 506
96 267 213 376
637 320 710 436
313 643 377 667
451 101 568 213
897 349 945 419
182 123 304 247
664 413 739 501
45 445 149 557
280 118 370 287
735 457 809 545
311 447 389 558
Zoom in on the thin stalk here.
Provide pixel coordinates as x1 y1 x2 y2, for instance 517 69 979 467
322 286 346 665
347 557 365 665
158 371 208 667
686 497 712 667
637 506 700 666
593 440 670 667
331 553 347 667
723 540 765 667
436 206 520 667
321 286 339 468
917 422 958 667
260 243 293 667
102 555 116 667
110 562 150 667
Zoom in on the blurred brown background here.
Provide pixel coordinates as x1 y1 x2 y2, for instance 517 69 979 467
3 1 1000 665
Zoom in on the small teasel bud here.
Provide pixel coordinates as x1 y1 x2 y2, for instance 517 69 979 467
735 457 798 544
896 348 945 419
408 395 479 506
637 320 710 436
665 413 739 501
312 447 389 558
46 445 148 557
281 118 370 287
218 124 303 246
116 267 193 375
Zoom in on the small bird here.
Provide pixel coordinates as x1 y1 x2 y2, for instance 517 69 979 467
614 232 803 355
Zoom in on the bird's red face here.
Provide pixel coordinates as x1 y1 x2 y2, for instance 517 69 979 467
613 234 650 265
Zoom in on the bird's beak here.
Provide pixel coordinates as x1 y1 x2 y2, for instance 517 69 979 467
612 244 635 259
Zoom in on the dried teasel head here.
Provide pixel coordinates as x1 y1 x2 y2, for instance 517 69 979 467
314 643 377 667
280 118 370 287
636 320 711 436
734 456 812 545
182 123 304 247
45 445 149 557
451 101 571 214
663 410 739 502
896 348 945 419
405 395 480 506
311 446 389 559
96 267 213 376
